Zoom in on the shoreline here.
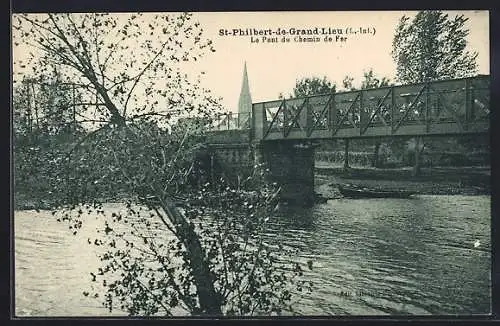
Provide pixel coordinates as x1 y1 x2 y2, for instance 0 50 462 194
14 165 490 211
315 164 490 197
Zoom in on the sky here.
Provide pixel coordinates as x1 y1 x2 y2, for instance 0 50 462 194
12 11 490 115
186 11 490 112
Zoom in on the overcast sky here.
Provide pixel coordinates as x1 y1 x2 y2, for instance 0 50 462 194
187 11 489 112
12 11 489 115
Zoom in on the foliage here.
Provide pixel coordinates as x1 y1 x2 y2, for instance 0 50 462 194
360 69 392 89
13 12 220 128
289 69 390 98
341 76 355 92
291 76 336 98
390 11 479 174
13 76 81 139
391 10 478 84
50 122 310 316
316 151 376 167
56 175 310 316
14 12 308 316
13 77 92 209
340 68 391 91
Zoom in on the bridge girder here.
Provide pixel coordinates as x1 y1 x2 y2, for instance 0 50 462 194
251 75 489 141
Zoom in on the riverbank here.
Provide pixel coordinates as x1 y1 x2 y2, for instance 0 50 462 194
13 193 129 211
315 163 490 198
14 164 490 210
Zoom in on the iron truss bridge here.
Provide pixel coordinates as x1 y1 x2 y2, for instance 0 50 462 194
250 75 489 141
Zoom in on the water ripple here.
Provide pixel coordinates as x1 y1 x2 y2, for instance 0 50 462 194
14 195 491 316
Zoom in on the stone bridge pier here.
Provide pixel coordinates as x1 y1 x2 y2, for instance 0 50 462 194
206 130 316 206
257 140 315 206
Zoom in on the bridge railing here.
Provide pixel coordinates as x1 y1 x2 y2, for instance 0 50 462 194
208 112 252 131
252 75 489 140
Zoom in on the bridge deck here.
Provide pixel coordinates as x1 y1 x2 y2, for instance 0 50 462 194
209 75 489 141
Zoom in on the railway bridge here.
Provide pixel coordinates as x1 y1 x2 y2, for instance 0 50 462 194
206 75 490 205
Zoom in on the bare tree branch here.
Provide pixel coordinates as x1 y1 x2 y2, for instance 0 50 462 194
122 40 169 117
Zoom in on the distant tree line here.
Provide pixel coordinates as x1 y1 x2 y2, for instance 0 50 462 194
286 10 483 173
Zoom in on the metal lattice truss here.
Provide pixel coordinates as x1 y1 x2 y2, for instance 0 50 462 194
255 75 489 140
210 112 251 131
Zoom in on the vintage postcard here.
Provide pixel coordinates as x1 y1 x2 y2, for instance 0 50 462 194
12 10 490 317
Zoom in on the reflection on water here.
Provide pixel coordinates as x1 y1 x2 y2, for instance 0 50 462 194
14 206 126 317
14 195 491 316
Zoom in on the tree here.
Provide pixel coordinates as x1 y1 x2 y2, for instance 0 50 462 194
391 11 478 175
341 69 391 91
13 13 220 128
361 69 391 90
341 75 355 91
291 76 336 98
391 11 478 84
13 75 88 140
13 76 91 209
13 13 306 316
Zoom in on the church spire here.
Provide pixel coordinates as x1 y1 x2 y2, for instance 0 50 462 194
237 62 252 127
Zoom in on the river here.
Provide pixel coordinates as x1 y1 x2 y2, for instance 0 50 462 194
14 195 491 317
